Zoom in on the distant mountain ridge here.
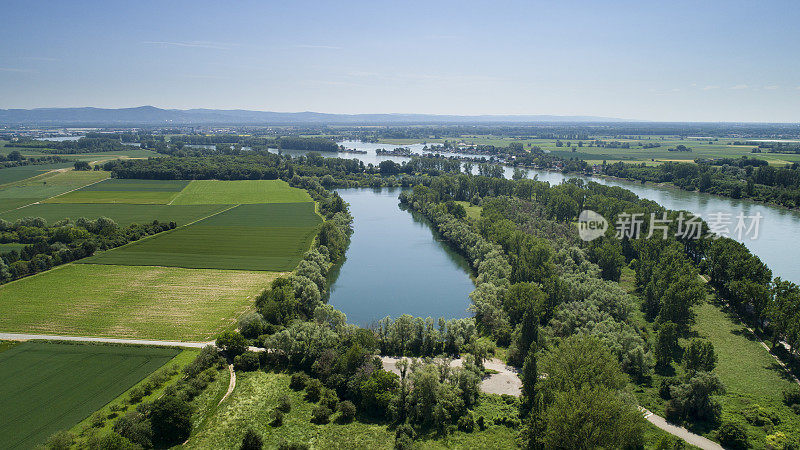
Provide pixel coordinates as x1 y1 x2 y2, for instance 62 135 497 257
0 106 630 125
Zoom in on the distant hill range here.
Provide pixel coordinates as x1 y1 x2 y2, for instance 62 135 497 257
0 106 630 126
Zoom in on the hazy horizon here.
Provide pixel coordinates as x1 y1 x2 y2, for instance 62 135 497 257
1 0 799 122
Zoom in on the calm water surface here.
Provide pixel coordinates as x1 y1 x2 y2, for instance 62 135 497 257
324 141 800 285
327 188 474 325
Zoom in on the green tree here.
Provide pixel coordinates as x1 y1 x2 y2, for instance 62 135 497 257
683 339 717 372
543 385 644 449
654 322 680 369
150 395 193 447
216 330 248 357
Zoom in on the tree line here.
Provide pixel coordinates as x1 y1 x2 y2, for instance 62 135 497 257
0 217 175 283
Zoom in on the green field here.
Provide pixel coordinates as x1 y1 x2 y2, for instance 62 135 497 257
0 264 281 340
0 341 179 449
170 179 312 205
0 202 229 226
0 170 109 212
46 179 190 204
0 163 73 185
83 202 322 271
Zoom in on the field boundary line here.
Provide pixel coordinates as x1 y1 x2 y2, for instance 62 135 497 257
166 179 193 205
80 203 240 256
0 166 70 189
0 170 111 214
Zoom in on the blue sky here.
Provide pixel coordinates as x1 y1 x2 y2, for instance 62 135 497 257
0 0 798 121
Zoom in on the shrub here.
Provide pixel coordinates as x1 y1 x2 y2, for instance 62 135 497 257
150 395 193 447
45 430 74 450
240 428 263 450
458 413 475 432
128 386 147 404
742 404 780 426
184 345 224 378
311 405 332 424
683 339 717 372
305 379 324 402
477 415 486 431
234 351 260 372
395 423 416 449
90 412 105 428
271 410 284 427
783 386 800 406
659 378 680 400
278 394 292 413
113 410 152 448
338 401 356 421
320 388 339 411
717 421 748 450
290 372 309 391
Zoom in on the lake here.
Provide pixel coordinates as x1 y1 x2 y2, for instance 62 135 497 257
327 188 475 326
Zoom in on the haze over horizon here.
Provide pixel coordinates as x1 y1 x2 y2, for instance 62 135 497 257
1 0 799 122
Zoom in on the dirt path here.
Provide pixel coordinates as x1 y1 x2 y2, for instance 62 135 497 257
380 356 521 396
641 408 723 450
218 364 236 405
0 332 213 348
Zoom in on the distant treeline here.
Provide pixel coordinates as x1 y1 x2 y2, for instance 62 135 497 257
0 151 67 169
0 217 175 283
602 158 800 208
168 135 340 152
7 137 130 154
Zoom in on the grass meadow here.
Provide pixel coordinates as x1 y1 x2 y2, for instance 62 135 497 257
0 264 281 340
186 371 520 449
84 203 322 271
170 179 312 204
0 341 179 449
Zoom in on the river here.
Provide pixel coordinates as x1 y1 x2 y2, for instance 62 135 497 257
317 141 800 286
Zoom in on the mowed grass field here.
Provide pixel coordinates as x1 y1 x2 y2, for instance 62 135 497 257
0 202 229 226
0 341 179 449
83 202 321 271
0 264 281 340
170 179 312 204
46 179 190 204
